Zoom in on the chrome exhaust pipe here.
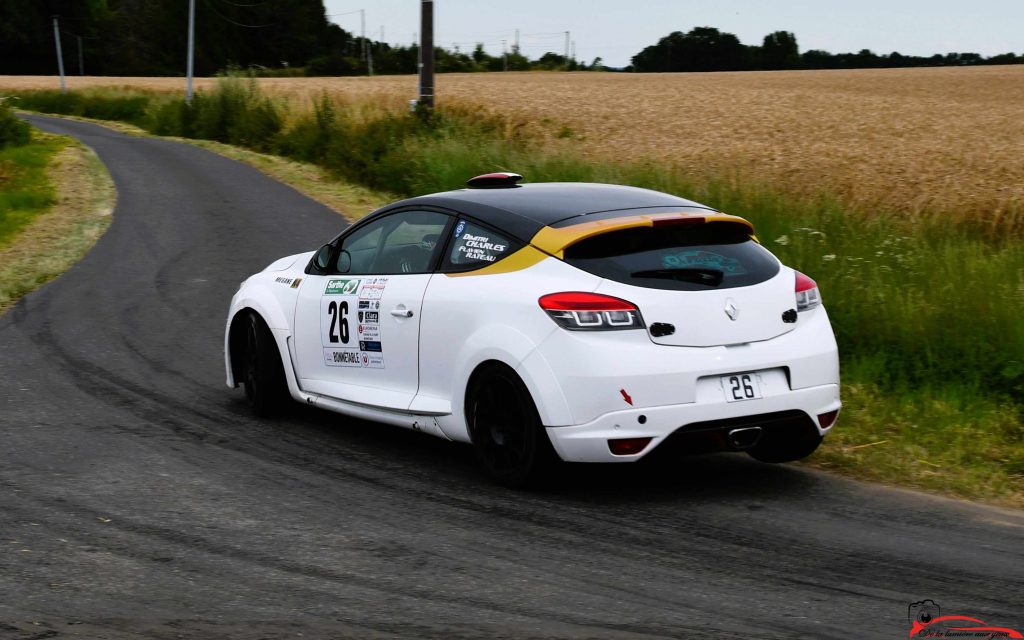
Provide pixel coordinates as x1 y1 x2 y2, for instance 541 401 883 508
728 426 763 450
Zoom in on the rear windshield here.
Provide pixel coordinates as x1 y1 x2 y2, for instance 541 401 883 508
562 223 780 291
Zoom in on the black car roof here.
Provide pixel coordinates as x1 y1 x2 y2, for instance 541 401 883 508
389 183 716 242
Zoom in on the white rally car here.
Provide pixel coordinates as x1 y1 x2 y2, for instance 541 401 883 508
225 173 840 486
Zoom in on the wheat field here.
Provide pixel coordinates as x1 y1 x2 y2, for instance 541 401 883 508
4 66 1023 218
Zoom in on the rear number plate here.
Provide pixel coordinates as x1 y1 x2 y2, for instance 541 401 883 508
722 373 762 402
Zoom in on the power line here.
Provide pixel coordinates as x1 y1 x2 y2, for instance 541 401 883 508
217 0 270 6
202 0 272 28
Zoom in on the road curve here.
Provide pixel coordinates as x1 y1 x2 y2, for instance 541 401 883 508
1 115 1021 640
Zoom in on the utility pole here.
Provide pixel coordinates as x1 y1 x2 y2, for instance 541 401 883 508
186 0 196 105
77 35 84 75
564 31 570 63
571 40 576 61
52 16 66 94
360 9 366 62
418 0 434 113
514 29 519 52
502 40 508 71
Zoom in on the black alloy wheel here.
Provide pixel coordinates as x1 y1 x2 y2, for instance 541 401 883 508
243 311 289 416
467 364 557 488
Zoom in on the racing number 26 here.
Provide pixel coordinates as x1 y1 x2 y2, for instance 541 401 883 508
327 301 350 344
729 374 755 400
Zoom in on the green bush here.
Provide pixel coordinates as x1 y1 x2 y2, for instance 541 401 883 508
0 97 31 148
10 90 151 124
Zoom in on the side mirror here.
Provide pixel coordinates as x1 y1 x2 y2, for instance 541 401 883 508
314 244 332 271
336 250 352 274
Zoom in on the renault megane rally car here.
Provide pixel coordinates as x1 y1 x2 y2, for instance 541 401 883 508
225 173 840 486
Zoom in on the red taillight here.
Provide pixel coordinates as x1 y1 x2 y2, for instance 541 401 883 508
794 271 821 311
539 292 637 311
539 292 645 331
608 437 652 456
795 272 817 292
817 409 839 429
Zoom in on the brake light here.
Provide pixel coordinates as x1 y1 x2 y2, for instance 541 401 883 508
795 272 821 312
539 292 645 331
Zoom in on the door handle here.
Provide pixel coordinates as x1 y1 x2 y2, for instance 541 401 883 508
390 307 414 318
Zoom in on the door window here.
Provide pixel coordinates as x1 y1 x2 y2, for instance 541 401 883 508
336 210 449 275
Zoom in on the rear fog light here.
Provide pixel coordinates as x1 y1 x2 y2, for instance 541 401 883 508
817 410 839 429
608 437 653 456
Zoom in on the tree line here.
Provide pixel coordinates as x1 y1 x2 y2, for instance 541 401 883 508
1 1 1019 77
0 0 601 77
630 27 1023 72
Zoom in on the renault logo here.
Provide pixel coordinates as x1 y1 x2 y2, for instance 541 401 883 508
725 299 739 321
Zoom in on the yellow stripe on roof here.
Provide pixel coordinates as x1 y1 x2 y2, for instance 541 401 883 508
530 212 754 258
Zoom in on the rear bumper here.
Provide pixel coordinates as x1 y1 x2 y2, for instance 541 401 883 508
545 382 840 463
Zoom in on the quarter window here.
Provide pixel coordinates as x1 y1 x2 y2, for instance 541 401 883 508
447 220 515 268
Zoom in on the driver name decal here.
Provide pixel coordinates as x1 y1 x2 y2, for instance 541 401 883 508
456 233 506 263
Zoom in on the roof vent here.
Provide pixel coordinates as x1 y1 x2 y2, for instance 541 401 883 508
466 172 524 189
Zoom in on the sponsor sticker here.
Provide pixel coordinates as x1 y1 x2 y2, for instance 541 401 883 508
359 340 383 352
290 278 302 289
357 324 381 340
358 277 388 300
661 250 747 275
325 279 361 295
361 352 385 369
323 348 362 367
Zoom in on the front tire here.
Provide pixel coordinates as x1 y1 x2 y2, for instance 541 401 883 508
466 364 557 488
242 312 290 417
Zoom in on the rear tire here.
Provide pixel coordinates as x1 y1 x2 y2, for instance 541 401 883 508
748 430 822 463
242 312 290 417
466 363 558 488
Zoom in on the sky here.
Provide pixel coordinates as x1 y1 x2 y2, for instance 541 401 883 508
322 0 1024 68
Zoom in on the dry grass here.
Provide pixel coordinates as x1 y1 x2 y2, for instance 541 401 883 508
4 65 1023 221
0 134 114 313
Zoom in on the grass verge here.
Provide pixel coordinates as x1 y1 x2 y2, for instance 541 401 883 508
0 132 115 313
0 135 61 246
9 83 1024 508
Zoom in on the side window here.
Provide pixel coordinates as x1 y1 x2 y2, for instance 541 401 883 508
445 220 518 270
336 210 449 275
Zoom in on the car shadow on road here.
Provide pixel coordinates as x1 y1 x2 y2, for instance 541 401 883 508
227 396 826 508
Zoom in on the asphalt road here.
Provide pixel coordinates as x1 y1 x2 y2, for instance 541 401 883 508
1 115 1021 640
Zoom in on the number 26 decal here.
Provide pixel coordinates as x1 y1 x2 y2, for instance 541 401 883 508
729 374 755 400
327 300 350 344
